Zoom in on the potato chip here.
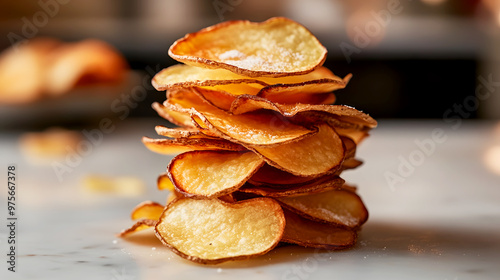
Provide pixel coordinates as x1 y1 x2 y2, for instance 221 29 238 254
231 96 377 129
118 219 157 238
152 64 267 91
267 92 337 105
154 126 207 139
240 176 344 197
153 63 346 98
131 201 164 220
282 209 356 249
168 151 264 198
250 124 344 176
157 173 175 191
249 164 319 186
335 128 370 144
259 73 351 98
277 189 368 228
168 17 327 77
167 89 315 145
341 158 363 170
152 102 195 128
342 136 357 160
142 136 245 155
155 197 285 264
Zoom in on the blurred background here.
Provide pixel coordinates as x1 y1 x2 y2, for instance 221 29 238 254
0 0 499 129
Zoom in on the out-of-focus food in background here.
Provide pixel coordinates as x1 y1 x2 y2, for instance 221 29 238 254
0 38 127 104
0 37 134 129
19 127 82 164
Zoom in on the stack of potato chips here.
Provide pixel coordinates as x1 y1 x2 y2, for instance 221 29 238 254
120 17 377 265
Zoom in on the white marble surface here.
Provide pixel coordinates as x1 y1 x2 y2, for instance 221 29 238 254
1 119 500 280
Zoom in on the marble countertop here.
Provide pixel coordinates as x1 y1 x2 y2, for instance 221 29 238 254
1 119 499 280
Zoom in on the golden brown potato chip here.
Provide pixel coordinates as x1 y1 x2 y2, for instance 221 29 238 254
342 136 357 160
118 219 157 238
192 87 239 110
335 128 370 144
155 197 285 264
142 136 245 155
157 173 175 191
167 89 315 145
282 209 356 249
152 64 267 91
131 201 164 220
250 124 344 176
259 73 351 98
266 92 337 106
169 151 264 198
240 176 344 197
340 158 363 170
154 126 208 139
249 164 319 186
152 102 195 128
277 189 368 228
153 63 346 98
231 96 377 129
168 17 327 77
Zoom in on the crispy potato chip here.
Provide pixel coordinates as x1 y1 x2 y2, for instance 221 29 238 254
200 83 262 96
192 87 239 110
155 197 285 264
342 136 356 160
154 126 208 139
167 89 315 145
250 124 344 176
168 17 327 77
335 128 370 144
152 64 267 91
131 201 164 220
118 219 157 238
152 102 195 128
157 173 175 191
230 96 377 129
267 92 337 106
169 151 264 198
277 189 368 228
259 73 351 98
240 176 345 197
282 209 356 249
341 158 363 170
249 164 319 186
153 63 345 98
142 136 245 155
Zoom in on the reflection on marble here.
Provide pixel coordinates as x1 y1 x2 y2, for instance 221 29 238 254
1 120 499 279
